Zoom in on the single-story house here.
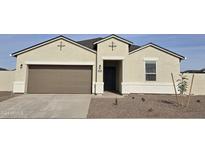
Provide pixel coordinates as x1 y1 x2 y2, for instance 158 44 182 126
10 34 185 94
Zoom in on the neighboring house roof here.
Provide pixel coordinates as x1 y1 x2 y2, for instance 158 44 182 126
183 68 205 73
93 34 133 45
0 67 8 71
11 35 184 60
11 35 97 57
129 43 185 60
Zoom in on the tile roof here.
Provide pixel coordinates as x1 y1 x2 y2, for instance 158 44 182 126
77 38 103 50
129 44 141 52
77 37 140 52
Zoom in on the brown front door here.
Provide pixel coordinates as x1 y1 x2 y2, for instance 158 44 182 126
27 65 92 94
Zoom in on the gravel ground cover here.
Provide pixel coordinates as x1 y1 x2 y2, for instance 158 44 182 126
88 94 205 118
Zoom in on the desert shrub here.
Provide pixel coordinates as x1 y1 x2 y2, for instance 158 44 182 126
177 74 188 95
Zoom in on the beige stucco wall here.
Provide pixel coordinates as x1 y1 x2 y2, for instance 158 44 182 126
96 38 129 82
0 71 14 91
14 39 96 93
96 38 128 93
13 36 182 94
96 38 181 94
184 73 205 95
97 39 180 84
124 46 180 83
122 46 180 94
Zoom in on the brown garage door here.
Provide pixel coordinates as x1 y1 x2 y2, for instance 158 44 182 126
27 65 92 94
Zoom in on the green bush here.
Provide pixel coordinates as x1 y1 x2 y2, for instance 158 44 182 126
177 74 188 95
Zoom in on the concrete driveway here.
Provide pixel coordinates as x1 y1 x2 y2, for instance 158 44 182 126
0 94 91 118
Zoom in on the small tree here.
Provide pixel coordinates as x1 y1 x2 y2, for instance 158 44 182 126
177 74 188 95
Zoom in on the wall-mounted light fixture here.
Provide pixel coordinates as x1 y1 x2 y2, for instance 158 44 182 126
98 64 102 72
20 64 23 69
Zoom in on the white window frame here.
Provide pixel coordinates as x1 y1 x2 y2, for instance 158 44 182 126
145 60 157 81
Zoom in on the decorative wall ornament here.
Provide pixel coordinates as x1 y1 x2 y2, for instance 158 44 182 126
98 65 102 72
108 42 117 51
57 41 65 51
20 64 23 69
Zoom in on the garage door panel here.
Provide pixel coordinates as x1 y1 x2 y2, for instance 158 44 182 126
27 65 92 94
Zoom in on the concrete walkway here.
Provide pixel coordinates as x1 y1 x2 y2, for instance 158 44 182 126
94 91 125 98
0 94 91 119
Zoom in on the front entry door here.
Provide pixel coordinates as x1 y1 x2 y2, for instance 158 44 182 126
104 66 116 91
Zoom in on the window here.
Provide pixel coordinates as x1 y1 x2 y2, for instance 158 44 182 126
145 61 156 81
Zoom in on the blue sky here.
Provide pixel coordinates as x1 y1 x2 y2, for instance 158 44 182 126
0 34 204 71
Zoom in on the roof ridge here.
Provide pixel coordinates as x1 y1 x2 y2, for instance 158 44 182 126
93 34 133 45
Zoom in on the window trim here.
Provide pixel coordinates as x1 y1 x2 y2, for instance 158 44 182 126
144 60 157 81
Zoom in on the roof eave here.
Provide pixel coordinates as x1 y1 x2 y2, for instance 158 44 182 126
93 34 133 45
129 43 185 60
11 35 96 57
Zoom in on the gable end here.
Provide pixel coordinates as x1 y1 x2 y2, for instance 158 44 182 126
11 35 96 57
93 34 133 45
129 43 185 60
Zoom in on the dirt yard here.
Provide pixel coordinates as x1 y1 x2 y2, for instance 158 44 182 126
87 94 205 118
